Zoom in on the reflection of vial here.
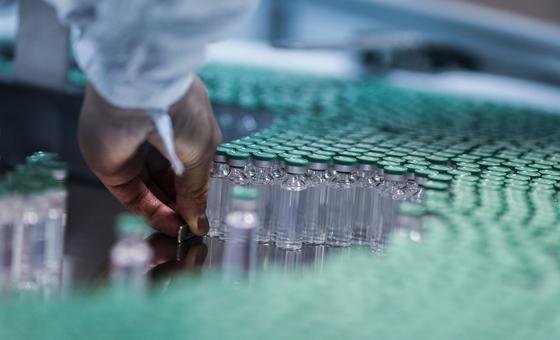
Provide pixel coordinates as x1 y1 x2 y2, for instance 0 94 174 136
11 179 49 292
326 157 357 247
207 148 230 237
276 158 309 250
219 151 251 240
110 214 153 293
222 186 259 283
0 185 19 293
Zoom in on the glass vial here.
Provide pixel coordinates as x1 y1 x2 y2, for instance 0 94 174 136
275 158 309 250
326 157 357 247
206 148 230 237
352 156 378 245
302 155 330 244
219 151 251 240
250 152 276 243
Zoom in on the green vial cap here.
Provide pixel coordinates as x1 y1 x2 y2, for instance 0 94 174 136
384 165 407 175
291 149 311 157
428 173 453 183
487 166 510 173
422 180 449 191
306 154 331 163
273 145 295 152
383 156 404 164
339 151 361 158
357 156 378 165
517 170 540 178
216 146 232 156
333 156 357 166
365 152 384 158
317 150 336 157
415 168 438 178
427 155 449 165
284 157 309 167
226 150 250 160
430 165 453 173
252 151 277 161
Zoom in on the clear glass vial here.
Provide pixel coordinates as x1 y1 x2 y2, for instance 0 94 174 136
352 156 378 245
250 152 276 243
302 154 330 244
326 156 357 247
275 158 309 250
206 147 230 237
219 150 251 240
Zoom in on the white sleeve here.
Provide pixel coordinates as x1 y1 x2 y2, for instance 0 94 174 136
44 0 258 110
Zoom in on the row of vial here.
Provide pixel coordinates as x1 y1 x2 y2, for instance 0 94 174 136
207 149 430 251
0 152 67 296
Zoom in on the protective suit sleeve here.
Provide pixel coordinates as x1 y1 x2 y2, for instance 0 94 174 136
44 0 258 110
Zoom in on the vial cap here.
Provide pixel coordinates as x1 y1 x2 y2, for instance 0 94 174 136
317 150 336 157
415 168 438 178
291 150 311 157
338 151 361 158
216 146 232 156
428 173 453 183
285 157 309 167
26 151 60 163
333 156 357 166
252 151 277 161
384 165 407 175
357 156 378 165
487 166 510 173
226 150 250 160
365 152 384 158
422 180 449 191
306 154 331 163
426 155 449 165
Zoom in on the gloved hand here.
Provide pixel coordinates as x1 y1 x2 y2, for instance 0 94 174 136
78 76 221 236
